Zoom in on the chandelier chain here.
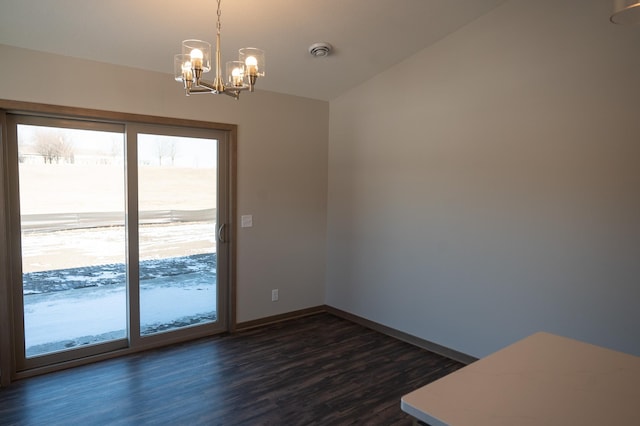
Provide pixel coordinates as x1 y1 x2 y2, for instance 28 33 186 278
216 0 222 34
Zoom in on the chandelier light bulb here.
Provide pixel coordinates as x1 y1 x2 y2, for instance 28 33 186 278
231 67 243 86
190 49 204 69
245 56 258 75
182 61 193 81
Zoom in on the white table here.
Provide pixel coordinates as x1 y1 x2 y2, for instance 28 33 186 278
401 332 640 426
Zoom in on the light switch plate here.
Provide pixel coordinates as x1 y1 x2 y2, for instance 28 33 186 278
240 215 253 228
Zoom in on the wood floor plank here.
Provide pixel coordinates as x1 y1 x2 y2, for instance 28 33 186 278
0 313 464 425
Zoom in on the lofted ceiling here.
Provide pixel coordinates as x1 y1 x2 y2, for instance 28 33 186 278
0 0 507 101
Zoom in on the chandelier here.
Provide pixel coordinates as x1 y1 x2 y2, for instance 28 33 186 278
174 0 265 100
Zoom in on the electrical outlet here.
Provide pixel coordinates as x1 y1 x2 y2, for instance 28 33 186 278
271 289 279 302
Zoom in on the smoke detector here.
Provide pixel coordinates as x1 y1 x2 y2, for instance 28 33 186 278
308 42 333 57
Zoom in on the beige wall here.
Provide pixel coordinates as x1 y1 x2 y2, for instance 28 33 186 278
0 44 328 324
327 0 640 357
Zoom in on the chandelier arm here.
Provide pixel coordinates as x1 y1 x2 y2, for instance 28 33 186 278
188 88 216 94
222 89 241 100
195 79 251 96
196 79 221 94
228 86 250 93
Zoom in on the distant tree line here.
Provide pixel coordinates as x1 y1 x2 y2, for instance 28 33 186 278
34 129 75 164
24 128 180 166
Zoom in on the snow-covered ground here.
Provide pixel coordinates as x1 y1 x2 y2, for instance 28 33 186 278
22 222 218 357
24 275 217 357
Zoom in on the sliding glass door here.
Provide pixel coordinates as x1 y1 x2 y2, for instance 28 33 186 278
137 133 218 336
6 114 231 373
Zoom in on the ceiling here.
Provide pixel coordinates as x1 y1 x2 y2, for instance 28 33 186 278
0 0 507 101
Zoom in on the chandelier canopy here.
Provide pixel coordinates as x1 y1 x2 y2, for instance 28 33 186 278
174 0 265 100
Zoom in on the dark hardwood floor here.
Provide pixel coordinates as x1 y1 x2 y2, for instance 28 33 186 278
0 313 464 425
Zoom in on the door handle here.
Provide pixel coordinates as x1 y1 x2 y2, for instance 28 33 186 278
217 223 226 243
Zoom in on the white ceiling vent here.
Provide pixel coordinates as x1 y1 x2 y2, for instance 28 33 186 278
308 42 333 57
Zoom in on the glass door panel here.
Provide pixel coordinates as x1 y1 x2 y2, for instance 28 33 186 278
137 134 218 336
17 124 126 358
